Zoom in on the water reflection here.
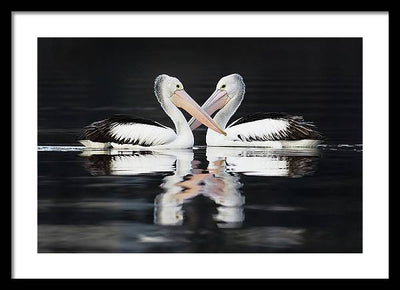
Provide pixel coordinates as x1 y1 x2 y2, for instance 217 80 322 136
154 151 245 228
79 149 181 175
80 147 320 228
206 147 320 178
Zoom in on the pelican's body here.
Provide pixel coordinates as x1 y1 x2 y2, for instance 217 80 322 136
78 114 193 149
78 75 225 149
189 74 324 148
205 112 323 148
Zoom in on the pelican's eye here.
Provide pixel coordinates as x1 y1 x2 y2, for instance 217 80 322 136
221 84 226 89
176 84 181 89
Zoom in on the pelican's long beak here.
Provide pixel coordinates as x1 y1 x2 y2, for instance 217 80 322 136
188 89 229 130
171 90 226 136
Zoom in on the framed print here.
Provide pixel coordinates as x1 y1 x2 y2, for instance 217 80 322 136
12 11 389 279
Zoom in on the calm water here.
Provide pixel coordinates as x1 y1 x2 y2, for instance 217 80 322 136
38 144 362 253
38 38 362 253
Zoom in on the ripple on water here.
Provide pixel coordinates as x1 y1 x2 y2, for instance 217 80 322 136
37 143 362 152
38 146 85 152
317 143 362 152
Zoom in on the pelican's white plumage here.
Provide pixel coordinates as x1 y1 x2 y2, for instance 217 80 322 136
228 118 289 140
189 73 324 148
78 74 225 149
109 123 176 148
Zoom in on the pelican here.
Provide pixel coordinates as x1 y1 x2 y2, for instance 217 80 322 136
188 73 324 148
78 74 226 149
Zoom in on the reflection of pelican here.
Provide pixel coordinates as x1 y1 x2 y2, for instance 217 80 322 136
79 146 320 229
79 148 187 176
206 147 320 177
189 73 324 148
154 153 245 228
204 159 245 228
78 74 225 149
154 150 196 226
79 149 245 227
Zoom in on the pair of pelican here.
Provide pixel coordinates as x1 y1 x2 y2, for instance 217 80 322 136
78 74 324 148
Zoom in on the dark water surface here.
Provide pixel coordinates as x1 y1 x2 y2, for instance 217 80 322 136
38 38 362 253
38 146 362 253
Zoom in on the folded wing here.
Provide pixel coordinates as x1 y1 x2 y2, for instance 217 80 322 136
226 112 324 141
78 114 177 147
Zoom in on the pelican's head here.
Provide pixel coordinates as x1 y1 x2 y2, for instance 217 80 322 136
188 73 245 130
154 74 226 135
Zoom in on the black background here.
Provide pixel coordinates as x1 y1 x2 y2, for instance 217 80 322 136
38 38 362 145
